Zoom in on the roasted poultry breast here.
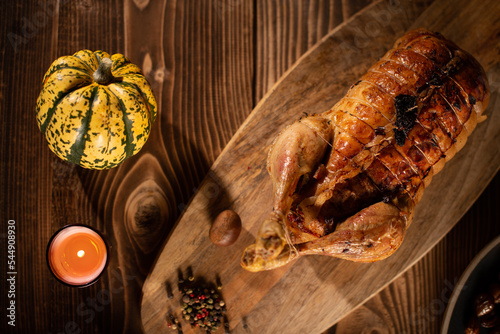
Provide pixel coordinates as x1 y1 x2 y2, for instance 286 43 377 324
241 29 490 272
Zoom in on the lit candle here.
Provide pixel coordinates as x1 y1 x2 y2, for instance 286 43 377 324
47 225 108 287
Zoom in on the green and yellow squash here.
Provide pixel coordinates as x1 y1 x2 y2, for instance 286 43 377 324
36 50 157 169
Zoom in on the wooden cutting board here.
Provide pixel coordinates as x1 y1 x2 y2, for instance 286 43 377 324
141 0 500 333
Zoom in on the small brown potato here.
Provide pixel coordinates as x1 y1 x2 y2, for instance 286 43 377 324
210 210 242 247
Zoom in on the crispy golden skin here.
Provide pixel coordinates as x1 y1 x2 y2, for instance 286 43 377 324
242 29 490 272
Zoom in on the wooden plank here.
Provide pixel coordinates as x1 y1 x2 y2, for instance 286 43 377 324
140 0 500 333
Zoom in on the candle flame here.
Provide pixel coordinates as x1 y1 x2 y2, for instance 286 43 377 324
77 250 85 258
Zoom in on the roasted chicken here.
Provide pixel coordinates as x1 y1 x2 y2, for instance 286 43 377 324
241 29 490 272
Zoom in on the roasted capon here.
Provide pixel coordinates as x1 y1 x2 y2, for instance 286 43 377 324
241 29 490 272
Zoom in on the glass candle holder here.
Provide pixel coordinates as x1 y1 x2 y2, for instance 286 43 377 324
47 224 109 287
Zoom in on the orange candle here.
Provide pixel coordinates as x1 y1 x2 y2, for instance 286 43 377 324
47 225 108 287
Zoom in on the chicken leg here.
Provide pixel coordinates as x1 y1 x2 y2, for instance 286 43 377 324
241 115 332 271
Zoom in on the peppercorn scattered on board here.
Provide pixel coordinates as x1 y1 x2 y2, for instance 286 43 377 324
142 0 500 333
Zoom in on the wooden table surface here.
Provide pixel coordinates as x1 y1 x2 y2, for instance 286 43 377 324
1 1 499 333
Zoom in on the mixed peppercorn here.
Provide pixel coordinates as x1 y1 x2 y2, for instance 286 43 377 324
166 275 229 333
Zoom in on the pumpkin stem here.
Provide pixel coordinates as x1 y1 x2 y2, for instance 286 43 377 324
93 58 114 84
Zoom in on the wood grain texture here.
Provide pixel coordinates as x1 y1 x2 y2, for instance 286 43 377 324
1 1 125 333
143 1 494 333
254 0 375 102
2 0 500 333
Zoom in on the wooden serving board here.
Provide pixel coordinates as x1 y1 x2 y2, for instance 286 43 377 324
141 0 500 333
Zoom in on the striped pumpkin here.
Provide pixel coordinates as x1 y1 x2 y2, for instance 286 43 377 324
36 50 157 170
